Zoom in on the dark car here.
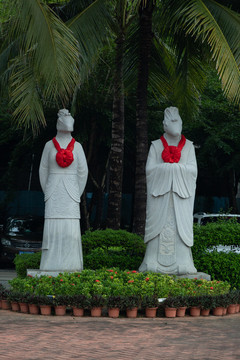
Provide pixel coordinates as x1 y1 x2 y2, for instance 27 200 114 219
0 216 43 264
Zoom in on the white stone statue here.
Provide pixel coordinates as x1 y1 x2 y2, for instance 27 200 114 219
39 109 88 271
139 107 197 275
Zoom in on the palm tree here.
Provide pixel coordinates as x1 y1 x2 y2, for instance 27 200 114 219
106 0 139 229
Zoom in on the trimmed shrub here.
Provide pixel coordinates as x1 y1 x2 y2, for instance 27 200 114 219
193 222 240 288
82 229 145 270
14 252 41 278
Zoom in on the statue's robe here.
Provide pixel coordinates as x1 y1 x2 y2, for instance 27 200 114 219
39 139 88 271
139 138 197 275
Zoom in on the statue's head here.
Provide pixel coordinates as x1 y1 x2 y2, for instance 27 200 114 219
56 109 74 132
163 106 182 137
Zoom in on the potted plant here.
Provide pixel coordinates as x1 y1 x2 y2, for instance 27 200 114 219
227 290 238 314
0 289 11 310
186 296 202 317
7 291 21 312
53 295 70 316
26 294 40 315
211 294 226 316
18 292 30 313
106 295 124 318
200 295 213 316
37 295 53 315
69 294 90 317
141 295 159 318
123 295 141 318
162 297 179 318
89 295 105 317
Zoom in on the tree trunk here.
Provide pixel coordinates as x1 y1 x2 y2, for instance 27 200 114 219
106 33 125 229
132 0 154 236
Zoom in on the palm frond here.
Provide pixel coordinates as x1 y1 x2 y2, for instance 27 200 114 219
67 0 110 79
10 56 46 135
5 0 80 131
170 0 240 104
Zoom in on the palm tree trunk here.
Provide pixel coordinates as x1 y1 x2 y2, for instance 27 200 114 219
106 33 125 229
132 0 154 236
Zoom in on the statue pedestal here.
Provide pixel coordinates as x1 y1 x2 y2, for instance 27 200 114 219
176 272 211 281
27 269 81 277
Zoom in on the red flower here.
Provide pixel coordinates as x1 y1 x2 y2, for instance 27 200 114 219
115 271 118 274
145 277 150 282
71 283 75 286
194 277 198 280
60 279 63 282
48 276 52 278
128 280 134 283
132 270 137 273
27 275 33 278
107 269 114 272
110 276 114 280
78 275 80 277
126 272 130 274
95 280 100 283
210 287 214 290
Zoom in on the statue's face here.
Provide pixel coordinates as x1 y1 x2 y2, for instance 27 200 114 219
163 109 182 137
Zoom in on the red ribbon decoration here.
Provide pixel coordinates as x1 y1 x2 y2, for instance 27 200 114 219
160 135 186 163
52 137 76 168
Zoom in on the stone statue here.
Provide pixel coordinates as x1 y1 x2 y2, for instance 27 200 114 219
39 109 88 272
139 106 197 276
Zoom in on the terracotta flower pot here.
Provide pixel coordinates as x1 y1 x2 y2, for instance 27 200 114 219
126 307 138 318
91 307 102 317
1 299 11 310
222 307 227 315
108 308 120 318
19 302 29 313
54 305 66 316
235 304 239 313
190 306 201 317
176 307 187 317
40 305 52 316
29 304 39 315
201 309 210 316
212 307 223 316
11 301 20 312
227 304 236 314
72 307 84 317
145 307 158 318
164 307 177 318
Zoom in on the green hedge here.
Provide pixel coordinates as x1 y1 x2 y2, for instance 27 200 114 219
192 222 240 289
14 229 145 278
82 229 145 270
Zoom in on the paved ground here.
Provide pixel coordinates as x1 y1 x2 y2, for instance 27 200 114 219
0 309 240 360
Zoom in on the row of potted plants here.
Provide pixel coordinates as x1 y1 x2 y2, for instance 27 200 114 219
1 290 240 318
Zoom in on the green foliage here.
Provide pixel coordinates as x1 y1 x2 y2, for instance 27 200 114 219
82 229 145 270
14 252 41 278
193 222 240 288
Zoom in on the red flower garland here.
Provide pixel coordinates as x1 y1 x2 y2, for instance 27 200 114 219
52 137 76 168
160 135 186 163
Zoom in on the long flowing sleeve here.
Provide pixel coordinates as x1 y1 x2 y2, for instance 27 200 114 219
39 142 50 193
76 143 88 197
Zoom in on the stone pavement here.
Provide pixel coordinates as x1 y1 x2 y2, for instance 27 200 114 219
0 309 239 360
